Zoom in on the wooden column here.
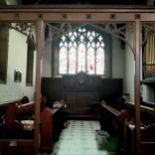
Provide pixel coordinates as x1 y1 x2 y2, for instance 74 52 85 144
134 20 141 155
34 18 44 154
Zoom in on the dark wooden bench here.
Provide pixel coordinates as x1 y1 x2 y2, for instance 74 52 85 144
0 99 34 139
123 101 155 155
39 104 65 154
100 101 130 154
0 100 19 138
0 99 35 155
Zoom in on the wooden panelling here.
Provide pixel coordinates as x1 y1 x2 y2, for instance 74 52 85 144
41 74 123 116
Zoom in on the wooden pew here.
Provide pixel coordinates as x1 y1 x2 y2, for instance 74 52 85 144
40 103 65 154
0 99 35 155
100 101 130 154
16 101 34 120
0 99 20 138
123 101 155 125
40 107 53 153
0 99 34 139
123 101 155 155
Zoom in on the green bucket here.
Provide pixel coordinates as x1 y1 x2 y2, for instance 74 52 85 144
105 137 118 152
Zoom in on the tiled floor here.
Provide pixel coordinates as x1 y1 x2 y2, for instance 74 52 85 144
51 120 114 155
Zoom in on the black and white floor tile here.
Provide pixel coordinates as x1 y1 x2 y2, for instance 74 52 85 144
51 120 112 155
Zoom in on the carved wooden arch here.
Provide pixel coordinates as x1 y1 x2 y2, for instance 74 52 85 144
46 22 135 55
0 6 155 155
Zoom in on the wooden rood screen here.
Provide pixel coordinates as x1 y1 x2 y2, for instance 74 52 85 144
1 5 155 155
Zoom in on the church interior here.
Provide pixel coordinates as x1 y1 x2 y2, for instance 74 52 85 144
0 0 155 155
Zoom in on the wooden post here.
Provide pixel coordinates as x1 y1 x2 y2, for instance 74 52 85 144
134 20 141 155
34 18 44 154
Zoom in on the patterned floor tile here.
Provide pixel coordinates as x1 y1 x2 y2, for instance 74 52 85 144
51 120 110 155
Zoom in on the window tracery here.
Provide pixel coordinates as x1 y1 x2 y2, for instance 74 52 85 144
59 27 105 75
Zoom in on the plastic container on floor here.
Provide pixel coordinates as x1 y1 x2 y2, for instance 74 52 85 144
105 136 118 152
96 130 110 148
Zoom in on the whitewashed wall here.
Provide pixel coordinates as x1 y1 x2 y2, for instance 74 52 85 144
124 29 135 102
112 36 125 78
0 28 36 104
42 38 52 77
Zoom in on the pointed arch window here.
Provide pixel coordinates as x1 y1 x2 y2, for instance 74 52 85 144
59 27 105 75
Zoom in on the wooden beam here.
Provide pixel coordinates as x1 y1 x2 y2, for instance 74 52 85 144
34 18 44 155
134 20 141 155
0 6 155 22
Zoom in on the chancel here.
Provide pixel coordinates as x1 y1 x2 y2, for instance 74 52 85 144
0 0 155 155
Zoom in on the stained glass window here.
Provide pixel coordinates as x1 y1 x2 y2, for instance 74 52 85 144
87 47 95 74
96 47 105 74
68 47 76 74
59 46 67 74
59 27 105 75
78 43 86 72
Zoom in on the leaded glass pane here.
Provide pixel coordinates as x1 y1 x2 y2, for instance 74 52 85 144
80 35 84 42
101 42 105 47
73 32 77 36
96 42 100 48
59 46 67 74
87 31 91 37
58 26 106 75
92 31 96 37
71 35 75 41
92 42 95 48
98 36 103 41
89 35 93 41
78 43 86 72
96 47 105 75
69 47 76 74
62 35 66 41
87 47 95 74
